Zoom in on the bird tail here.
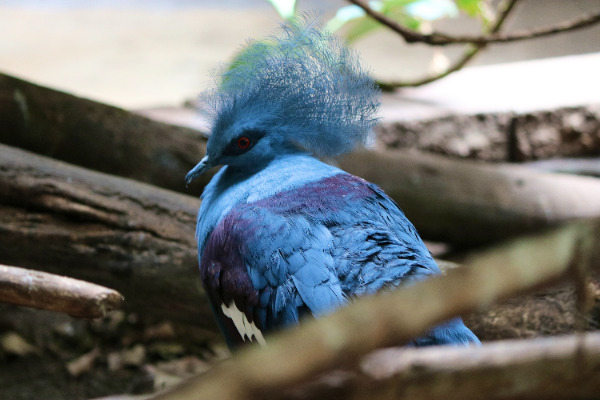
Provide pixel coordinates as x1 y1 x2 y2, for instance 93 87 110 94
408 318 481 347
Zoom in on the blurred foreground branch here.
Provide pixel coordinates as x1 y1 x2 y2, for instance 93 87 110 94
353 333 600 400
151 217 600 400
0 264 123 318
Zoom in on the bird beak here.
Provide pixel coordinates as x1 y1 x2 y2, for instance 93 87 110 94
185 155 212 186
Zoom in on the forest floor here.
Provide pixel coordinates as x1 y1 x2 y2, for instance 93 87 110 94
0 306 228 399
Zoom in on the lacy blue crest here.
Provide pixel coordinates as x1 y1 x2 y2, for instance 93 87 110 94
202 15 381 158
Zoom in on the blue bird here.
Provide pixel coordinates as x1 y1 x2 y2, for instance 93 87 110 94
186 17 479 349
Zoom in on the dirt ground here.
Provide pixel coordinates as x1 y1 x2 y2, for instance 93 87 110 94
0 305 228 399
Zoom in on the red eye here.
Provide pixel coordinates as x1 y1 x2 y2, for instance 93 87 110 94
237 136 251 149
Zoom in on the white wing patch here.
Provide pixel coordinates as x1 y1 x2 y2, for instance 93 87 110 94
221 301 267 346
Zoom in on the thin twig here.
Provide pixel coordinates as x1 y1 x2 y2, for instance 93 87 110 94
348 0 600 46
377 0 518 89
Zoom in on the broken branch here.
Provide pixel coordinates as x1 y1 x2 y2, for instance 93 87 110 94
0 264 123 318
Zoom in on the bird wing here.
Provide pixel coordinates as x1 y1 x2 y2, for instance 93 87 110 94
200 204 348 348
248 172 441 297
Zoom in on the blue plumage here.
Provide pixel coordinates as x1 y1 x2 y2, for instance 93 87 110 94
187 16 479 349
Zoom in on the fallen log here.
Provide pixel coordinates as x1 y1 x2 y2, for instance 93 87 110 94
353 333 600 400
278 333 600 400
378 104 600 162
0 144 214 334
0 264 123 318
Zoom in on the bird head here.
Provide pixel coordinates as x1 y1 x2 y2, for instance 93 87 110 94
186 15 380 185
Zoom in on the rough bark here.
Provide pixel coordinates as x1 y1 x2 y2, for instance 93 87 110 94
150 217 600 400
339 149 600 247
0 144 216 335
0 264 123 318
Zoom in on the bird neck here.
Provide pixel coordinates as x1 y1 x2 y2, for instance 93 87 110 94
195 153 342 250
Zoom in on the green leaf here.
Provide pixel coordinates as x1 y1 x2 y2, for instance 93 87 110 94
345 17 383 43
383 0 422 7
455 0 492 24
266 0 297 20
455 0 480 16
326 5 368 33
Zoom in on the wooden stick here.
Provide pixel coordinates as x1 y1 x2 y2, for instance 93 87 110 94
0 264 123 318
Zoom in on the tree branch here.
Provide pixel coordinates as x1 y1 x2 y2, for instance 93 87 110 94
374 0 518 88
348 0 600 46
0 264 123 318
